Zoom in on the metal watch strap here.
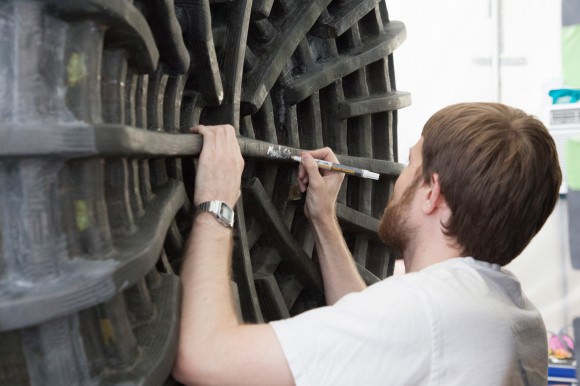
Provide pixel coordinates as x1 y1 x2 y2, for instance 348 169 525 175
196 200 235 228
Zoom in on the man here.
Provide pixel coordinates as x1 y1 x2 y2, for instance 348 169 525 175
173 103 561 385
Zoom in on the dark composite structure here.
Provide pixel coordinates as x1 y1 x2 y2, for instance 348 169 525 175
0 0 408 384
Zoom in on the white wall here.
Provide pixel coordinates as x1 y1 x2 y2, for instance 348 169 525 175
388 0 575 333
389 0 562 158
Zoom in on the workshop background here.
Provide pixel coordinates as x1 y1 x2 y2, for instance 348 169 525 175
390 0 580 377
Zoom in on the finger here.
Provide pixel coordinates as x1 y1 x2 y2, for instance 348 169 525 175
190 124 206 134
216 124 240 154
222 126 244 169
201 128 217 152
298 174 309 192
301 153 324 188
191 125 216 155
211 125 244 174
306 147 339 164
223 124 237 138
298 161 306 180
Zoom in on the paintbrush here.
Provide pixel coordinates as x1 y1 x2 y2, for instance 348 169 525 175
289 155 379 180
236 138 380 180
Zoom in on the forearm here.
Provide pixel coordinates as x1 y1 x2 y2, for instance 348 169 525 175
173 124 294 386
174 213 239 381
295 149 364 303
174 213 295 386
312 215 366 305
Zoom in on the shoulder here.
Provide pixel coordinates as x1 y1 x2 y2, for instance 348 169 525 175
272 273 435 349
339 273 430 316
270 274 434 385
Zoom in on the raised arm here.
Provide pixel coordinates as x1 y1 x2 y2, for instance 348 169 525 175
297 149 366 304
172 124 293 386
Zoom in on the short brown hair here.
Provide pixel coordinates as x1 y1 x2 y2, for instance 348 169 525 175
421 103 561 265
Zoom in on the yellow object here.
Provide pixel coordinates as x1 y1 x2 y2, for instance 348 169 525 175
67 52 87 86
74 200 90 231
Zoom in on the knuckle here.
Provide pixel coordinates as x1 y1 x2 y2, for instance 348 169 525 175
204 128 215 137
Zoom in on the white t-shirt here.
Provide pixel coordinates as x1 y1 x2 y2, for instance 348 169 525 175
271 257 547 386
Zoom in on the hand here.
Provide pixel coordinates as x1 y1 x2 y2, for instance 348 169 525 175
297 147 345 223
191 124 244 208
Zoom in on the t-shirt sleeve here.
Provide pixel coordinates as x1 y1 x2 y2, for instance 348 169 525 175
270 277 433 386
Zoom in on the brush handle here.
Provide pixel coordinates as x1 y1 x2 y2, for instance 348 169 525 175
290 155 379 180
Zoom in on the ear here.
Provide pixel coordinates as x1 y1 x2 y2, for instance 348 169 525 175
422 173 446 214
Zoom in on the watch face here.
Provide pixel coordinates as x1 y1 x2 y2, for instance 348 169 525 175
219 203 234 222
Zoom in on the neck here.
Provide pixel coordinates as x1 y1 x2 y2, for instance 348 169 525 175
402 236 462 273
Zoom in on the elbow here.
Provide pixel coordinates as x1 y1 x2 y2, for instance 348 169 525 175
172 348 194 385
172 342 223 385
173 320 241 384
172 348 209 386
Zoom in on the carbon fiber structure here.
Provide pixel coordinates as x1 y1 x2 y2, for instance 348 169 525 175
0 0 408 384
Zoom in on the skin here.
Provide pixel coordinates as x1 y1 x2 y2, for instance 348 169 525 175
389 138 461 272
297 148 366 304
173 125 293 386
173 126 461 385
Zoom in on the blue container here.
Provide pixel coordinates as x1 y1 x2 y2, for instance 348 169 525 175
548 363 577 385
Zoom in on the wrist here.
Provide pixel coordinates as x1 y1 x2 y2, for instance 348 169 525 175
310 211 340 233
308 204 337 225
193 212 234 235
196 200 235 228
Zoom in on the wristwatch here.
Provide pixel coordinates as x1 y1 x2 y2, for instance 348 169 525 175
196 200 235 228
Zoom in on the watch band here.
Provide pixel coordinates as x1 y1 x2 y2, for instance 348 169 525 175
196 200 235 228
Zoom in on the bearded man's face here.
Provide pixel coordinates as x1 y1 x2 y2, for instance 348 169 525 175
378 179 418 254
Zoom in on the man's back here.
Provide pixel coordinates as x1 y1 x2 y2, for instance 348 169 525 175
271 257 547 385
414 258 547 385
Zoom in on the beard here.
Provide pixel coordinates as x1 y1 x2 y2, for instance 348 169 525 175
378 180 418 254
